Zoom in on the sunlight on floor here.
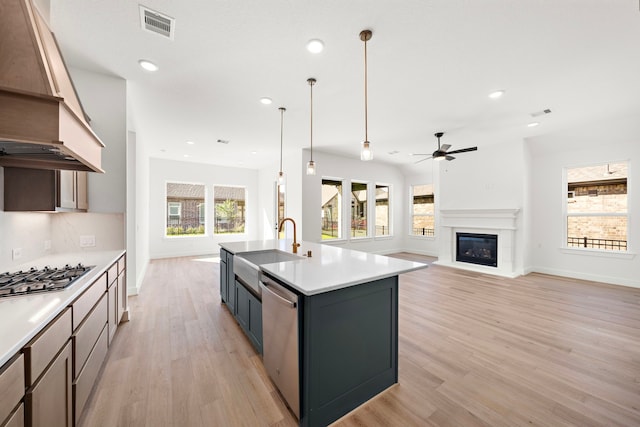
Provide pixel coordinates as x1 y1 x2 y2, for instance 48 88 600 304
192 256 219 263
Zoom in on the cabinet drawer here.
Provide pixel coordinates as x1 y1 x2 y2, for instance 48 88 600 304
73 293 107 379
24 308 71 386
107 263 118 288
74 324 108 422
73 273 106 331
2 402 23 427
0 354 24 425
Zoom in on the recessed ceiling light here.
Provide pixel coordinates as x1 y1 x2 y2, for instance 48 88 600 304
306 39 324 54
527 122 540 127
260 97 273 105
186 140 195 145
138 59 159 72
488 90 505 99
183 154 190 158
251 151 257 155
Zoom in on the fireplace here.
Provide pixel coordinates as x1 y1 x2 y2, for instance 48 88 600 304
456 233 498 267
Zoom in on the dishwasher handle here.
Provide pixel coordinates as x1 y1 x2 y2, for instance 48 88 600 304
260 274 298 309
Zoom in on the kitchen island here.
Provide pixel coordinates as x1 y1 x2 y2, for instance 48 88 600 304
220 240 427 427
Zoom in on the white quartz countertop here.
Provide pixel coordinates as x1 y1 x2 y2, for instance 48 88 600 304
220 240 427 296
0 250 125 368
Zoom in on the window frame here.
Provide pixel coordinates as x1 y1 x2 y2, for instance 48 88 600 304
213 185 247 235
350 180 370 240
409 183 435 239
562 160 630 254
374 183 392 238
165 181 206 238
321 177 345 242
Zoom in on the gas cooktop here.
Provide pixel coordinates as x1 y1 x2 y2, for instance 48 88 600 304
0 263 94 298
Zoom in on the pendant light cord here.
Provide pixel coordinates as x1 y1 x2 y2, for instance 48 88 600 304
308 78 316 161
364 35 368 143
279 107 285 172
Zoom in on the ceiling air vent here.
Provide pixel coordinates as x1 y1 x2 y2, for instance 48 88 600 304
530 108 552 118
139 5 175 40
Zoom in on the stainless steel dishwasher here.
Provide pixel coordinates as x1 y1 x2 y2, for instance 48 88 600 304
259 272 300 419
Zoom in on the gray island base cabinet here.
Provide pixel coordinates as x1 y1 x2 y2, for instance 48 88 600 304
298 275 398 427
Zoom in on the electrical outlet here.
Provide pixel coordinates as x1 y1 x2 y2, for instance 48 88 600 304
12 248 22 260
80 235 96 248
44 240 52 251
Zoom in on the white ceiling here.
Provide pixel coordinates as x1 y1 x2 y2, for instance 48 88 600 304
49 0 640 172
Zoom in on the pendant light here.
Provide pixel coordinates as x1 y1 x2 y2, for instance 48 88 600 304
277 107 286 190
360 29 373 161
306 78 317 175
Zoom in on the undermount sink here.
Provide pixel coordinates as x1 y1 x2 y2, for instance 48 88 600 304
233 250 301 297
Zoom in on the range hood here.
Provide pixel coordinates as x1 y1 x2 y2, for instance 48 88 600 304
0 0 104 172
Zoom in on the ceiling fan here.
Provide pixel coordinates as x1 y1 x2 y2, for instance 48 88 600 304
413 132 478 163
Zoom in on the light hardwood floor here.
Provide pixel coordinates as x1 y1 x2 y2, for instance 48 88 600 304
79 254 640 427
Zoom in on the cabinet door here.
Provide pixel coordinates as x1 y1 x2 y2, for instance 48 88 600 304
107 281 118 345
235 282 249 330
26 341 73 427
76 171 88 210
225 251 235 312
58 170 76 209
220 257 228 302
248 292 263 354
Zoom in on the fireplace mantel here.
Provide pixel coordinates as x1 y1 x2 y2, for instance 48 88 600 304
435 208 521 277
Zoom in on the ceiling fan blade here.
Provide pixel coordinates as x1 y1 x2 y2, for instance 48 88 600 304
440 144 451 152
409 153 430 156
445 155 455 161
414 156 433 164
446 146 477 155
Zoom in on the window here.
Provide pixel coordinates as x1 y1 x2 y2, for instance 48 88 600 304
351 182 368 238
322 179 343 240
566 162 627 251
411 184 434 237
166 183 205 236
214 186 246 234
375 184 390 236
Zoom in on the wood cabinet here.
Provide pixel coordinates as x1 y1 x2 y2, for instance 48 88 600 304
107 254 127 345
1 403 23 427
235 281 263 354
0 354 24 427
2 167 87 212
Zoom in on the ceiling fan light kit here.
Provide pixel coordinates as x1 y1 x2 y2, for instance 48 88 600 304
413 132 478 164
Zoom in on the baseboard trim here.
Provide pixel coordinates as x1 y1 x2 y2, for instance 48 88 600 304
530 266 640 289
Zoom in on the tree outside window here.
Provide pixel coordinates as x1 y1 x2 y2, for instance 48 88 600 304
166 183 205 236
375 184 390 236
411 184 434 237
322 179 343 240
566 162 627 251
214 186 246 234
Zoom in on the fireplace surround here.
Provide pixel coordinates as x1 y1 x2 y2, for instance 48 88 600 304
435 208 521 277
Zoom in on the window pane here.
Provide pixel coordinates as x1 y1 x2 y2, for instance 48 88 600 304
166 183 205 236
322 179 342 240
566 162 627 251
411 184 434 236
214 186 246 234
277 185 286 239
567 216 627 251
375 185 390 236
351 182 368 238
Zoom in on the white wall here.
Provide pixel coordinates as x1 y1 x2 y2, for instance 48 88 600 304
436 140 527 273
528 116 640 288
148 158 259 259
69 68 127 214
300 150 406 254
